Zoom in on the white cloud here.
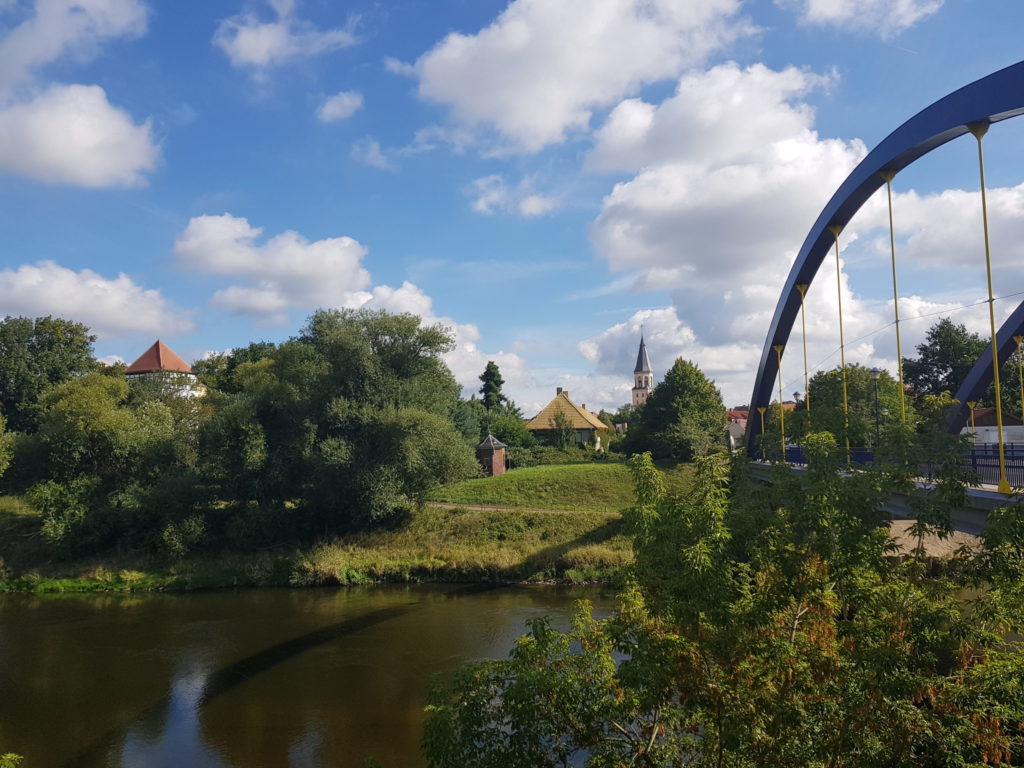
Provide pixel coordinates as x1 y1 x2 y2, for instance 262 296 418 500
0 261 193 338
317 90 362 122
383 56 415 77
469 174 558 217
777 0 943 35
0 1 158 187
0 83 157 187
174 214 372 318
587 63 833 172
214 0 356 73
414 0 750 152
351 137 392 169
589 63 866 345
0 0 148 92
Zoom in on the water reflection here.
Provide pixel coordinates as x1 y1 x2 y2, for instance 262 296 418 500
0 585 612 767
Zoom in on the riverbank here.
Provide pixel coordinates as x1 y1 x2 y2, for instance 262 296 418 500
0 462 697 593
0 500 633 593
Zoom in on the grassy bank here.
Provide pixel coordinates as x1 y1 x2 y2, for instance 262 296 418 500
0 500 632 592
426 460 693 511
1 461 694 592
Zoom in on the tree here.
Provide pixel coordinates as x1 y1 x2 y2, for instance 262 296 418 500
903 318 986 399
551 408 575 449
478 361 506 410
0 316 97 432
0 415 12 479
783 363 907 448
625 358 725 461
425 437 1024 766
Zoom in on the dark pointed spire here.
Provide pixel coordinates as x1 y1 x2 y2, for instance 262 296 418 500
634 333 651 374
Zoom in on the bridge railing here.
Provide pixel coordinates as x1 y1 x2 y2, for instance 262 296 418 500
762 442 1024 489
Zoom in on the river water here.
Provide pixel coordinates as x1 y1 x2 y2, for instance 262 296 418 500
0 584 614 767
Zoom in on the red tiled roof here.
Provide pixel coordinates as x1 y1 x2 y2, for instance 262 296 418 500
968 406 1023 427
125 340 193 375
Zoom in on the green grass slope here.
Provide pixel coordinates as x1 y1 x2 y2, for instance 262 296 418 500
427 460 693 512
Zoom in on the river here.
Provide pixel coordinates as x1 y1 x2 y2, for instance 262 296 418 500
0 584 615 767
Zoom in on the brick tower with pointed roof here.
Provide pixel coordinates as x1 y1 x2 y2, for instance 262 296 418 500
632 333 653 406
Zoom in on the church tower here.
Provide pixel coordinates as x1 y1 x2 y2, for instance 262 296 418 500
632 333 653 406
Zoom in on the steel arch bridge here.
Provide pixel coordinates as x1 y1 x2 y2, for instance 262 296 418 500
746 60 1024 465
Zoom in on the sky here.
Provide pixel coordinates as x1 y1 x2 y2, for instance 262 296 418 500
3 0 1024 416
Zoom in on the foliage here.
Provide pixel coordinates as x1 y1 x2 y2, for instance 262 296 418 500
777 363 908 448
902 318 1017 415
478 361 507 410
624 358 726 460
0 415 12 479
903 317 987 399
551 408 575 449
424 438 1024 767
0 315 97 432
0 753 22 768
428 461 692 513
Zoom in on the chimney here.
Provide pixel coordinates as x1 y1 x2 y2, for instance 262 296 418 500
556 387 563 395
582 404 586 411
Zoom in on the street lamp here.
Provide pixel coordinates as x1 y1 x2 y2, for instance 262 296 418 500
870 367 882 447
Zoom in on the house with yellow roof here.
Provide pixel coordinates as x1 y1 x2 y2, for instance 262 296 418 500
525 388 607 449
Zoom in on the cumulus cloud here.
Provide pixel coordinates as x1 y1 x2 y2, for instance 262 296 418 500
0 84 157 187
589 63 866 345
351 137 392 169
578 61 1022 406
776 0 943 36
317 90 362 122
414 0 750 152
0 0 148 92
214 0 356 73
469 174 558 217
175 214 372 321
0 260 192 338
0 0 159 187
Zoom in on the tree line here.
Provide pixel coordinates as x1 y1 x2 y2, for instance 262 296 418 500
0 311 486 558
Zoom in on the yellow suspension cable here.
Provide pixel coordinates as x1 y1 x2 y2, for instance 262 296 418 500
796 283 810 423
880 170 907 424
774 345 786 459
829 225 851 464
967 121 1011 493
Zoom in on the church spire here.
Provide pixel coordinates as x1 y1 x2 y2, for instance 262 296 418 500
631 330 653 406
633 331 652 374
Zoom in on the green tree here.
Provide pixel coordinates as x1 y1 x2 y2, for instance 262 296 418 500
784 364 907 448
551 408 575 449
625 358 725 460
478 361 506 410
425 437 1024 767
0 316 97 432
0 414 12 479
903 318 986 399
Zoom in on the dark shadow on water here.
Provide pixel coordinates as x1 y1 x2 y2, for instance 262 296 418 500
62 583 501 768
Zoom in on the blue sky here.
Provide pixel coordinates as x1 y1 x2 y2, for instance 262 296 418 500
3 0 1024 413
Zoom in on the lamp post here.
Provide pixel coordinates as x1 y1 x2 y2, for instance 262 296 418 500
967 401 977 438
870 367 881 448
757 406 767 461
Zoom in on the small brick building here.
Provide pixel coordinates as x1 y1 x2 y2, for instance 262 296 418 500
476 434 508 476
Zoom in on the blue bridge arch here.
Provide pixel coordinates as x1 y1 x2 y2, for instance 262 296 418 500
747 60 1024 455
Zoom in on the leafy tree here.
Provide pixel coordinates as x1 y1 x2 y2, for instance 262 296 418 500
425 437 1024 766
551 409 575 449
0 316 97 432
451 397 486 443
624 358 725 460
903 318 986 399
478 361 506 410
0 415 11 479
782 363 907 448
901 317 1019 416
